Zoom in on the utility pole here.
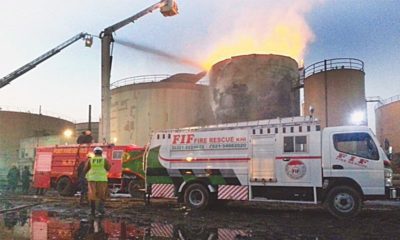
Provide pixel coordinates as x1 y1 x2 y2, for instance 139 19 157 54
88 104 92 131
100 0 178 143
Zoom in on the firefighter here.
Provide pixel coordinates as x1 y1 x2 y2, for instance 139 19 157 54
21 166 32 194
76 131 86 144
77 130 93 144
7 165 20 193
84 147 110 216
83 130 93 144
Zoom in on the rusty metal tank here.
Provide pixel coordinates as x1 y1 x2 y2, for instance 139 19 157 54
209 54 300 123
303 58 366 128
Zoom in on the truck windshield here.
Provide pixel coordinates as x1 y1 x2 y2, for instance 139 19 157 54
333 132 379 160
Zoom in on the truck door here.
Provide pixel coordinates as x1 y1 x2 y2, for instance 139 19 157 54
33 150 52 189
275 134 321 185
329 131 385 195
251 136 276 181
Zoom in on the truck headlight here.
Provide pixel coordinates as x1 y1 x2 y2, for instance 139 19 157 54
385 168 393 186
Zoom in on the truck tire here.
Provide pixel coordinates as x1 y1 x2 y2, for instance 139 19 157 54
184 183 209 210
325 186 362 218
57 177 75 196
128 179 144 198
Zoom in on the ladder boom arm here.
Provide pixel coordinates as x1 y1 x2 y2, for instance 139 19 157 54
0 32 89 89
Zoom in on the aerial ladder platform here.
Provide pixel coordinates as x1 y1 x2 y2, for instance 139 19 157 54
0 32 92 89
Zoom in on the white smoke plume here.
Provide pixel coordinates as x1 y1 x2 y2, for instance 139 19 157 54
194 0 321 69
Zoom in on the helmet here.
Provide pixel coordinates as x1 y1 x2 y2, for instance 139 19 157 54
93 147 103 155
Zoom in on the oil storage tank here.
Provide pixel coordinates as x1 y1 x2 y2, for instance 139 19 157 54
110 73 214 146
209 54 300 123
375 95 400 158
0 111 75 169
303 58 366 128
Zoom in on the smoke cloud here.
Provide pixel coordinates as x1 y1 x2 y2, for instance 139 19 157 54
195 0 320 69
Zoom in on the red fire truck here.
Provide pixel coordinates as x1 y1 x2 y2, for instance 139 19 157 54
33 144 145 196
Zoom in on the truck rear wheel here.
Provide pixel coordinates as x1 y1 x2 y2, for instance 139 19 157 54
57 177 75 196
184 183 209 210
325 186 362 218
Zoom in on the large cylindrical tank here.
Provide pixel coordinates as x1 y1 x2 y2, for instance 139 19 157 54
375 95 400 156
303 58 366 127
209 54 300 123
110 73 214 146
0 111 75 169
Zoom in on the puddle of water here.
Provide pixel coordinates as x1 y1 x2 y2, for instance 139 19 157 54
0 210 253 239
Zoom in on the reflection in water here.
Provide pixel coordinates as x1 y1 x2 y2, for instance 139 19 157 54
19 209 29 226
74 218 107 240
3 209 29 229
4 212 18 229
22 210 251 240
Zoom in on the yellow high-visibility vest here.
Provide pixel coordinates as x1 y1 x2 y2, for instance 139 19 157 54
86 157 108 182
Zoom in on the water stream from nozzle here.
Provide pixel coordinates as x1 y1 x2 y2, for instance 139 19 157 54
114 39 204 70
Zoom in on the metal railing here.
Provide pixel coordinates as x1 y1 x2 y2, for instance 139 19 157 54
375 94 400 109
299 58 364 85
110 74 171 89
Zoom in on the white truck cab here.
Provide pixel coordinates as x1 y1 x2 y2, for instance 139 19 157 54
144 116 397 218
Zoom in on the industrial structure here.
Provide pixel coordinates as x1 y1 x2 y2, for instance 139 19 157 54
303 58 366 128
375 95 400 157
100 0 179 143
209 54 300 123
0 111 75 169
110 73 214 146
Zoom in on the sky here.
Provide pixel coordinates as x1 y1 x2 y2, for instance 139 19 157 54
0 0 399 128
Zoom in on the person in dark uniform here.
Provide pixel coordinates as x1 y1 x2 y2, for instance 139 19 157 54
7 165 20 193
77 131 86 144
78 159 89 205
21 166 32 194
83 130 94 143
77 130 94 144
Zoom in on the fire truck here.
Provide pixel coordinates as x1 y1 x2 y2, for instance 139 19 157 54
33 144 144 196
144 116 398 218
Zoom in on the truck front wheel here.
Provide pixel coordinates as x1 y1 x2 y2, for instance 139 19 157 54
57 177 75 196
325 186 362 218
184 183 209 210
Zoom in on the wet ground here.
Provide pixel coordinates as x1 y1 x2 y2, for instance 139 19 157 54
1 193 400 239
